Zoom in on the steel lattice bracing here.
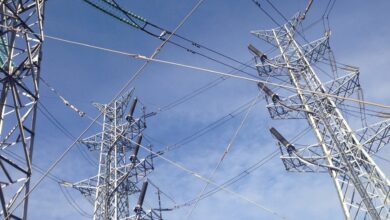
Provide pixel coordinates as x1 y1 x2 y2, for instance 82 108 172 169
69 90 164 220
250 13 390 220
0 1 45 219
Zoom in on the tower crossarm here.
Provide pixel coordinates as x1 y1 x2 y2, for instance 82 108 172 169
264 93 311 120
355 119 390 154
69 153 154 200
324 69 360 105
251 13 301 47
278 142 340 173
251 34 331 83
81 132 104 151
65 177 100 204
262 70 361 120
262 35 330 67
124 209 162 220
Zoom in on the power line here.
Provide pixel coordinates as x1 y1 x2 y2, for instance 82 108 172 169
138 67 297 156
2 21 381 109
184 91 261 219
133 56 390 109
179 150 279 208
37 102 97 166
156 58 255 112
34 33 390 109
374 154 390 164
251 0 281 28
59 184 92 218
177 126 311 209
1 148 92 218
3 5 385 111
84 0 259 78
163 96 262 153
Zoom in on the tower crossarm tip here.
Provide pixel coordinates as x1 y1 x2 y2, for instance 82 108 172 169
324 70 360 105
260 89 314 120
355 119 390 154
250 13 302 46
278 142 343 173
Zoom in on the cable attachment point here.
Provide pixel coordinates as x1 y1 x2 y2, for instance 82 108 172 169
257 81 280 103
270 127 296 155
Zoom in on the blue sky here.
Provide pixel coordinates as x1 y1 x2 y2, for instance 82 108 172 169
23 0 390 219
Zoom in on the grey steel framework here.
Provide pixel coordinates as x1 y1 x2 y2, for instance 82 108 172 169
70 90 164 220
249 13 390 220
0 1 45 219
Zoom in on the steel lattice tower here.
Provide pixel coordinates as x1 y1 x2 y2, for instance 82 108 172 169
68 90 164 220
249 12 390 220
0 1 45 219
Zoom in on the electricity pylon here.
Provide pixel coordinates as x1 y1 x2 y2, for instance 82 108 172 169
67 89 166 220
0 1 45 219
249 12 390 219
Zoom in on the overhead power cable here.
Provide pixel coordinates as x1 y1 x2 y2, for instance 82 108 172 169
251 0 281 28
5 23 382 109
37 103 98 166
94 0 292 113
148 179 178 205
59 185 93 218
153 75 290 156
374 154 390 164
82 0 258 78
158 60 253 112
176 126 311 209
2 148 92 218
28 33 389 109
179 150 279 209
134 56 390 109
5 31 379 109
38 78 98 166
184 91 262 219
163 96 263 153
154 58 255 113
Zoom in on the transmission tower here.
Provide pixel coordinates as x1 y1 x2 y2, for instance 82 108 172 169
249 11 390 220
67 89 166 220
0 1 45 219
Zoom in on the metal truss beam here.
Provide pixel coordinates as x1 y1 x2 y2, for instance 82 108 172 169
251 12 390 220
0 1 45 219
